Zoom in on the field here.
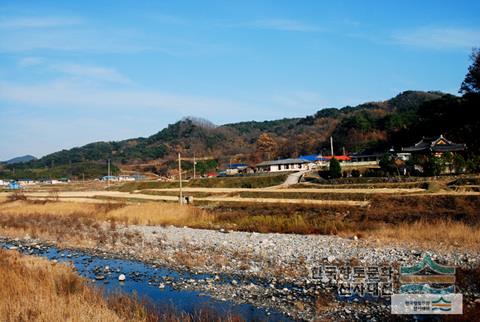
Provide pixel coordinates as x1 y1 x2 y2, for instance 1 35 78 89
1 189 479 249
113 174 288 192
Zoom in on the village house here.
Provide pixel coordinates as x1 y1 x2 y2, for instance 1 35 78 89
18 179 36 186
402 134 466 157
349 152 382 163
225 163 249 175
256 158 311 172
402 134 466 174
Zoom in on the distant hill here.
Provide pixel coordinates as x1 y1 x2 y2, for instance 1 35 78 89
4 155 37 164
4 89 479 179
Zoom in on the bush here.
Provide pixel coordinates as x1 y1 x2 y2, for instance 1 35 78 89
7 191 27 202
328 158 342 179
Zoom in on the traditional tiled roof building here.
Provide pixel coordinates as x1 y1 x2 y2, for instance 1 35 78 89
402 135 466 156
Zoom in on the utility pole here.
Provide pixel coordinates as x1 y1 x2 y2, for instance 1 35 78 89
342 146 346 156
107 159 111 187
330 137 334 156
193 153 196 180
178 153 183 205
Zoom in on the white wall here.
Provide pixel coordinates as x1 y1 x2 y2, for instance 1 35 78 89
265 163 308 172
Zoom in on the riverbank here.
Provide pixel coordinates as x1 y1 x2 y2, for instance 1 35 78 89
1 224 479 321
0 248 156 322
1 198 479 320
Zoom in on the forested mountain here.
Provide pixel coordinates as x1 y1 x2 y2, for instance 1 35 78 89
3 89 480 179
3 155 37 164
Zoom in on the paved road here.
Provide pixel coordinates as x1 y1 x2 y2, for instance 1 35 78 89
279 170 309 187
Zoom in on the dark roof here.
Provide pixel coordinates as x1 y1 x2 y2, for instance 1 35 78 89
256 158 310 167
402 135 466 153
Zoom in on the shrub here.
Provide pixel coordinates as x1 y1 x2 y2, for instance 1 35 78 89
328 158 342 178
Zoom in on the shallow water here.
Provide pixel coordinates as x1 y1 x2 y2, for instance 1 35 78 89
1 242 294 322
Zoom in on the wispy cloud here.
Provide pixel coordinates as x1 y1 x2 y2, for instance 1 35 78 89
225 18 322 32
52 64 133 84
0 80 251 115
147 13 189 26
392 26 480 50
17 56 45 67
0 15 227 55
0 16 81 28
0 26 150 53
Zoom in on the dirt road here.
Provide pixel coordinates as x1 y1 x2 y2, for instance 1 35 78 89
0 191 369 206
144 187 426 194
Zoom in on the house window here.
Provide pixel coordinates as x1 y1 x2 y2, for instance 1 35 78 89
278 165 281 171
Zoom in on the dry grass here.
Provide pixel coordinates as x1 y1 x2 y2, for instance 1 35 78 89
0 200 212 227
0 249 246 322
107 203 213 227
0 249 153 322
356 220 480 249
0 194 479 249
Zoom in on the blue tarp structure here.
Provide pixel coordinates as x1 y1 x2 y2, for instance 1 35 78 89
8 181 21 190
299 154 324 162
101 175 118 181
228 163 248 169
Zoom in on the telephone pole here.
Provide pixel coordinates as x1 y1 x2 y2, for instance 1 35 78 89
330 137 334 156
193 153 196 180
178 153 183 205
107 159 111 187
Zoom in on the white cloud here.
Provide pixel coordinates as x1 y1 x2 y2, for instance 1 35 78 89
0 27 150 53
0 80 250 115
17 56 45 67
225 19 322 32
392 26 480 50
0 16 81 28
147 13 189 26
52 64 132 84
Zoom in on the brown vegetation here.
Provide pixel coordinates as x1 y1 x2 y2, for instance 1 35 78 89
0 249 153 321
0 191 479 249
0 249 246 322
115 174 288 192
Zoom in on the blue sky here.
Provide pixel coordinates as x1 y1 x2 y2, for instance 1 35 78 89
0 1 479 160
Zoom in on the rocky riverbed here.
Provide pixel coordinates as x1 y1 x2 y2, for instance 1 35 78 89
2 226 480 321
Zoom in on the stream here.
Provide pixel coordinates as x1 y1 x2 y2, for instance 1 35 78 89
1 240 294 321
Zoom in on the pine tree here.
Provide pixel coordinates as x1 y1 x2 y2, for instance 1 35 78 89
329 157 342 178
